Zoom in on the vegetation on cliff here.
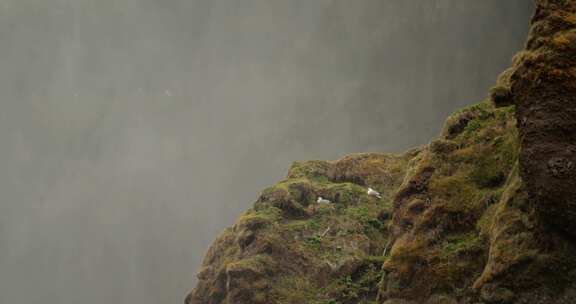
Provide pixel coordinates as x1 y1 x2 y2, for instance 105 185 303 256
187 152 417 304
187 1 576 303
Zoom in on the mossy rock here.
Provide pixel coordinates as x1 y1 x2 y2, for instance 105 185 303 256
188 3 576 304
490 85 514 107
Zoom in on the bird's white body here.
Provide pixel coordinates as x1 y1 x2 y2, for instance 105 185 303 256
317 197 331 204
367 187 382 199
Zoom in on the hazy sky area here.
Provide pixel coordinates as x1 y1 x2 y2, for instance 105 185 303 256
0 1 532 303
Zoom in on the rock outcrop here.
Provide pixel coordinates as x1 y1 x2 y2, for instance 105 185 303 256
186 152 418 304
186 1 576 303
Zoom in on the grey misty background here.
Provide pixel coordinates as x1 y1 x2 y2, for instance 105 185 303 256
0 1 531 303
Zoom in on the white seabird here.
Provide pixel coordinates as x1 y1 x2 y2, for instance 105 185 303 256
317 197 332 204
367 187 382 199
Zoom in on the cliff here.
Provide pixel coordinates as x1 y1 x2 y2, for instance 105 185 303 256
186 1 576 303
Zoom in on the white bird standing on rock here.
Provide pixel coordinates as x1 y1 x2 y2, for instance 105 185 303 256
317 197 331 204
367 187 382 199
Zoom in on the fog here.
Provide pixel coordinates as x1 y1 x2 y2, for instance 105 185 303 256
0 1 531 303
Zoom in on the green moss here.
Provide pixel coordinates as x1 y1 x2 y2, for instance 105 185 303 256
321 262 383 304
440 232 484 259
470 158 506 189
377 100 523 300
451 101 491 117
429 103 518 211
287 160 331 182
469 130 517 189
227 254 275 274
429 171 482 213
260 178 310 199
238 207 282 230
364 255 389 264
275 276 320 303
312 300 341 304
284 218 320 232
323 182 365 205
192 99 526 303
461 120 494 143
305 234 324 247
476 203 499 237
344 206 385 233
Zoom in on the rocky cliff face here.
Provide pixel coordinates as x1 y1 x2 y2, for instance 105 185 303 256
186 152 418 304
186 1 576 303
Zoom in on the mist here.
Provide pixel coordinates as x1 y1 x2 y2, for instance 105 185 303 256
0 1 532 303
